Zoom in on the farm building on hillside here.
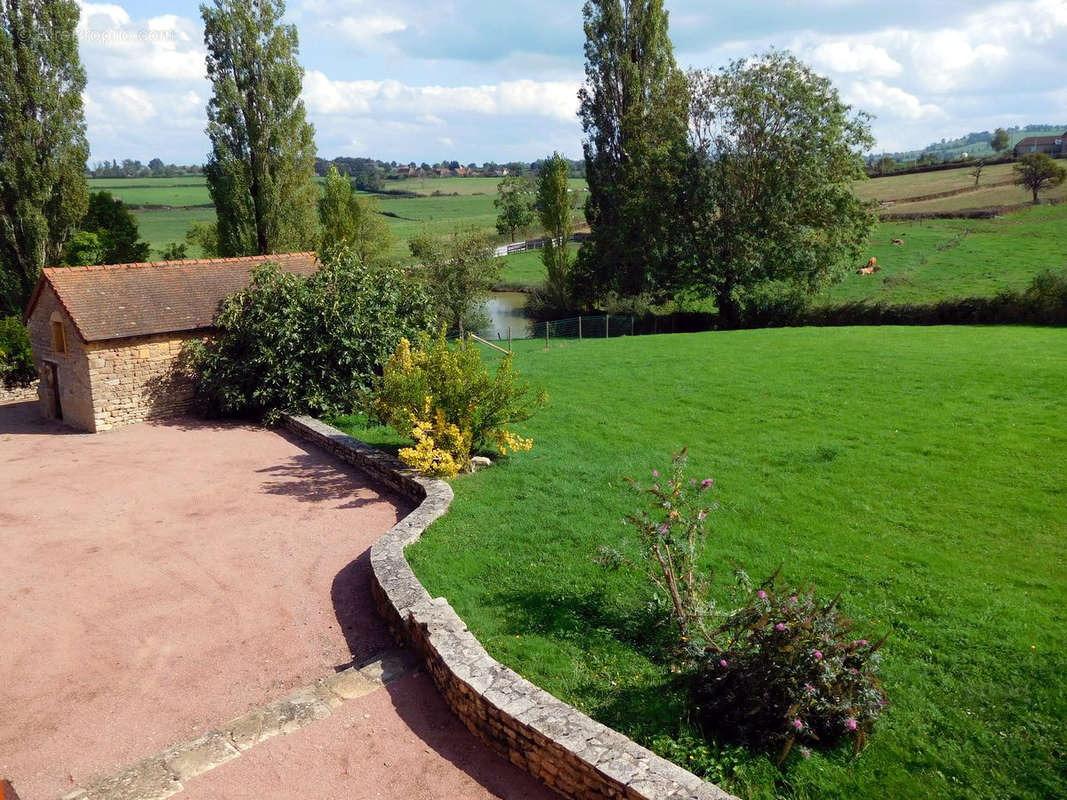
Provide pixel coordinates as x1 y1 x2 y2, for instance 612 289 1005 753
1013 131 1066 158
23 252 318 433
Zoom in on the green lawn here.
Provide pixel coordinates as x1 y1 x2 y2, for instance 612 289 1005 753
495 243 582 289
131 207 217 258
88 177 211 208
819 205 1067 305
333 325 1066 800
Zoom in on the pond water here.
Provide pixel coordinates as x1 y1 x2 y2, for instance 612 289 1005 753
479 292 533 341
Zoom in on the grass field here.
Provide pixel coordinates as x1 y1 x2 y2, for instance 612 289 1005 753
495 243 581 288
854 162 1067 211
333 325 1066 800
819 204 1067 305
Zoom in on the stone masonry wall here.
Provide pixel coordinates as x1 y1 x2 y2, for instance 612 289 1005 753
85 333 199 431
25 285 96 431
282 414 738 800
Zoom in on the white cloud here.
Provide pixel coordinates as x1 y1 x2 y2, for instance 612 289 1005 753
302 71 579 121
810 42 902 77
842 80 945 121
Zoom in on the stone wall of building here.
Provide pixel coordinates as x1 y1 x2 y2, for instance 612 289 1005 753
25 285 97 431
85 333 199 431
282 414 737 800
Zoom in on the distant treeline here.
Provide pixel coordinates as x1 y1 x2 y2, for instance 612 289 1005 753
313 156 586 191
86 159 204 178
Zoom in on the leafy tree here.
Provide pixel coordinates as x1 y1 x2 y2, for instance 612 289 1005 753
185 220 220 257
158 242 188 261
409 228 499 334
148 157 165 172
71 190 151 264
318 165 392 264
991 127 1011 154
189 252 434 421
201 0 319 257
0 315 35 388
63 231 102 266
1014 153 1066 204
535 153 575 309
681 52 875 328
494 176 535 242
575 0 690 304
0 0 89 313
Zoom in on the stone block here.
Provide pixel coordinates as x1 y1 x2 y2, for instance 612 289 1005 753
162 732 240 782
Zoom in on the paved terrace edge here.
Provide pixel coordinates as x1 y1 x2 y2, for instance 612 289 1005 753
282 414 738 800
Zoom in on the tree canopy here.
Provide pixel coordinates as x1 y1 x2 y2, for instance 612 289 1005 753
0 0 89 313
201 0 319 257
679 52 875 327
575 0 690 304
68 190 151 265
319 166 393 264
1014 153 1066 204
494 176 535 243
536 153 575 310
409 228 499 334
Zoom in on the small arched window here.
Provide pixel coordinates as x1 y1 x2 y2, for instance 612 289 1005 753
51 319 67 354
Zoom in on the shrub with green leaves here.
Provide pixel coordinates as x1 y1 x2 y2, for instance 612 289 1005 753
189 253 434 421
0 316 35 389
692 574 888 761
373 330 546 471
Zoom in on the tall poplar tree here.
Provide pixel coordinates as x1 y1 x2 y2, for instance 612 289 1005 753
575 0 689 304
0 0 89 313
201 0 319 257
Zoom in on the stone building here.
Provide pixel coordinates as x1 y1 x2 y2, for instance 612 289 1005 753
23 252 317 432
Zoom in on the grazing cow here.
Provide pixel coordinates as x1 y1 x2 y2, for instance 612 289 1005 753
857 257 881 275
892 238 905 246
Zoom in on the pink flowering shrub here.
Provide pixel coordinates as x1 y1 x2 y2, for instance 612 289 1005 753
620 449 717 641
692 572 888 761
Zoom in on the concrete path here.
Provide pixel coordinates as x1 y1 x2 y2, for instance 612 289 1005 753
0 401 552 800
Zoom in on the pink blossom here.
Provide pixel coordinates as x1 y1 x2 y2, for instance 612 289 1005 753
858 639 868 647
701 478 714 489
659 523 669 535
800 747 812 759
652 469 659 478
719 659 728 667
803 683 815 693
775 622 787 631
792 718 804 731
813 650 823 660
845 718 858 731
849 668 859 675
757 590 767 600
789 595 798 605
690 478 697 484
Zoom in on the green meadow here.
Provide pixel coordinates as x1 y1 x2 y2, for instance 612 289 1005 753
333 325 1067 800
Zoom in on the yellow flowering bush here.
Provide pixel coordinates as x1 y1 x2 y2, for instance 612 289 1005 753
375 330 546 475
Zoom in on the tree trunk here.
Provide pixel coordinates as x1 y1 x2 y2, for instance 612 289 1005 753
1033 187 1040 204
717 284 741 330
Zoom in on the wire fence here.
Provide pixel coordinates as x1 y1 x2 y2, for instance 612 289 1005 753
466 312 716 350
491 232 591 258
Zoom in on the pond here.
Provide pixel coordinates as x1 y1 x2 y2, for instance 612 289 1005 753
479 292 532 342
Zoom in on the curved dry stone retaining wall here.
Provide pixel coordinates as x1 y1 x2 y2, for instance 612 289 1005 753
283 415 737 800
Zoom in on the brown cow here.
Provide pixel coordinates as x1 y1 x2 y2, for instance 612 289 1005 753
892 237 905 246
857 257 880 275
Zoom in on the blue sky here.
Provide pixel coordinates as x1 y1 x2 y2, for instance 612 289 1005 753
76 0 1067 164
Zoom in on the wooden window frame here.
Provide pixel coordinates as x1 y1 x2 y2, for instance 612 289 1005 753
51 320 67 355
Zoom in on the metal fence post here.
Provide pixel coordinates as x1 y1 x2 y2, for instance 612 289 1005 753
545 321 549 349
605 313 610 338
631 316 635 336
508 327 512 352
578 315 582 341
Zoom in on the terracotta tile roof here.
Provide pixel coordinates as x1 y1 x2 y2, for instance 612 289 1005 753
26 252 318 343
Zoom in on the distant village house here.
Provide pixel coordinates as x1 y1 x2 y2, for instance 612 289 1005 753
23 253 317 432
1013 131 1066 158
